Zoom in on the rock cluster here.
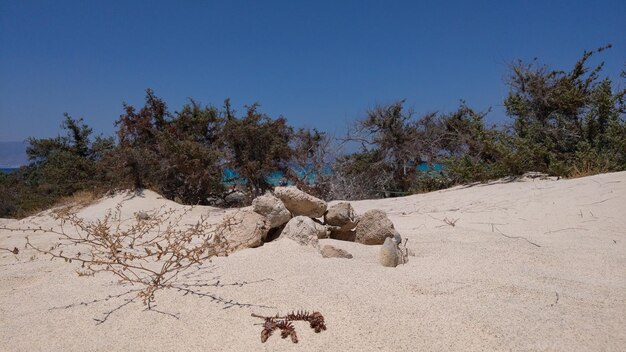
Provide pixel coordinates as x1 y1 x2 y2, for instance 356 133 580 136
219 186 409 267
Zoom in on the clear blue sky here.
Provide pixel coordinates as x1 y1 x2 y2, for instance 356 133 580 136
1 0 624 142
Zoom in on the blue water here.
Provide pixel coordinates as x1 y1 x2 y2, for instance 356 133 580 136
223 164 331 187
0 168 18 173
416 162 443 172
223 162 443 187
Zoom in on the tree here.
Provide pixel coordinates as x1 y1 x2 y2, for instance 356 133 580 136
112 90 225 203
504 45 626 175
221 103 293 196
0 114 113 217
341 101 420 197
114 89 169 188
290 128 333 198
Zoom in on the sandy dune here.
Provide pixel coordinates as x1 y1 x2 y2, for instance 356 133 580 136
1 172 625 351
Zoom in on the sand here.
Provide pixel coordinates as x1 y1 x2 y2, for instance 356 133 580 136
1 172 625 351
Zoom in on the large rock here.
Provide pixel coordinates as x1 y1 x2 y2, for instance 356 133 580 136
354 209 399 245
324 202 357 231
252 192 291 228
320 245 353 259
218 210 269 253
274 186 327 218
279 216 328 247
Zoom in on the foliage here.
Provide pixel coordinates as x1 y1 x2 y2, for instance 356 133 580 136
289 128 333 198
1 47 624 215
504 45 626 176
221 102 293 197
0 115 114 217
335 46 625 199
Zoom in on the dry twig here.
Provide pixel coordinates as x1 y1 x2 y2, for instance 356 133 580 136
494 227 541 248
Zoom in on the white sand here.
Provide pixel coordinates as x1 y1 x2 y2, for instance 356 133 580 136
1 172 625 351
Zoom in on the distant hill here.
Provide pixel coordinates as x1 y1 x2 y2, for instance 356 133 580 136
0 141 28 168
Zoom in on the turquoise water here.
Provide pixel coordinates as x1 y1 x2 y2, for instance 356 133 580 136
223 164 331 187
417 163 443 172
223 163 443 187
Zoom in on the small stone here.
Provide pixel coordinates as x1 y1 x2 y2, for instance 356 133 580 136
225 191 247 206
136 211 150 220
320 245 353 259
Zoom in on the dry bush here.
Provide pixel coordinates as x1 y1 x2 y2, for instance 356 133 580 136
4 205 230 308
568 159 610 179
55 189 99 207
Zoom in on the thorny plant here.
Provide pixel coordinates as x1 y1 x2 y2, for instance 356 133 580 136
2 204 231 308
251 311 327 344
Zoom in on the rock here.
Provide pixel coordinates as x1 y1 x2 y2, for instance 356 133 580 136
252 192 291 228
329 229 356 242
279 216 327 247
379 237 408 267
392 232 402 245
312 218 333 239
206 196 225 207
218 210 269 252
274 186 327 218
354 209 399 245
324 202 357 231
320 245 353 259
224 191 247 206
136 211 150 220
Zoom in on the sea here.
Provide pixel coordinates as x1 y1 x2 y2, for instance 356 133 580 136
0 168 18 173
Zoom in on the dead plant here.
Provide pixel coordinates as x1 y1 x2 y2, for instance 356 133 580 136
2 204 230 308
251 311 327 344
443 217 459 227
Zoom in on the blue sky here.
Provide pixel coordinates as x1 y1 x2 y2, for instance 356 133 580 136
1 0 624 142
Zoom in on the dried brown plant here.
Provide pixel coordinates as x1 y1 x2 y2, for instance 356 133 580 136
443 217 459 227
2 204 230 308
252 310 327 344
